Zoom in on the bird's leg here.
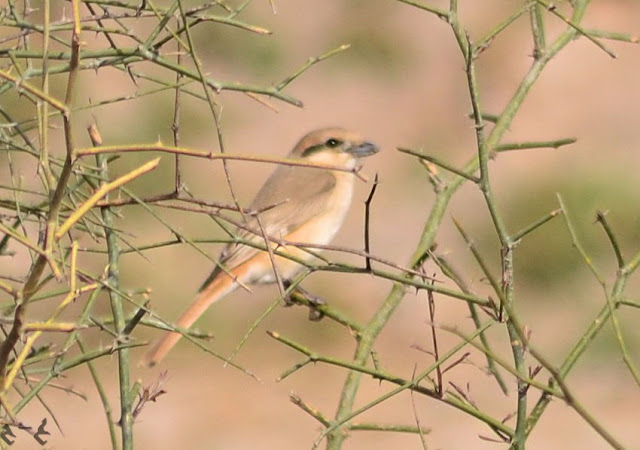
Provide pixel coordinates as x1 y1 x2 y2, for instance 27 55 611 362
282 280 326 322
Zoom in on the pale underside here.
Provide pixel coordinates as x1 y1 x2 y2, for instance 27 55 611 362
200 163 354 288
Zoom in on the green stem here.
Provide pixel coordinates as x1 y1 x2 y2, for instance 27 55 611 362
96 151 133 448
329 1 595 448
327 190 451 449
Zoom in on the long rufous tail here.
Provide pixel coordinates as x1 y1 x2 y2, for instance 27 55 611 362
144 274 238 366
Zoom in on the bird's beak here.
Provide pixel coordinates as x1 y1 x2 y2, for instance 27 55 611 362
347 141 379 158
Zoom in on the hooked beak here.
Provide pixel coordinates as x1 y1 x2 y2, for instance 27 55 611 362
348 141 379 158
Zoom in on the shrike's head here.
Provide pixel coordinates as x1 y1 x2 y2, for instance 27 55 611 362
290 127 379 170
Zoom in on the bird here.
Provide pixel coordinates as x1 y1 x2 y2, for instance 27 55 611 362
144 127 379 366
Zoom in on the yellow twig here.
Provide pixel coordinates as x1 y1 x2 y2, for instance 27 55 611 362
55 158 160 239
74 144 360 175
0 69 68 112
24 322 86 332
0 280 17 298
2 242 80 392
0 221 61 279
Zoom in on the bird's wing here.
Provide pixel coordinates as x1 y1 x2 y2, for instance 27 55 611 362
199 165 336 290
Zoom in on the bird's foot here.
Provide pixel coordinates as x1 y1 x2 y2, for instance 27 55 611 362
282 283 326 321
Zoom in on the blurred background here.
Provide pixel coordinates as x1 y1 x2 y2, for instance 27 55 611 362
2 0 640 448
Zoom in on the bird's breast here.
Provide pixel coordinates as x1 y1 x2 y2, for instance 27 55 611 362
296 170 355 246
248 172 355 284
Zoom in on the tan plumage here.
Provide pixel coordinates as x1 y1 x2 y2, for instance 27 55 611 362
145 127 378 366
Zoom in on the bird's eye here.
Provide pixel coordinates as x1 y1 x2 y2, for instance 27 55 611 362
325 138 342 148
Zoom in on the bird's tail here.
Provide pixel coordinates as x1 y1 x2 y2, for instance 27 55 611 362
144 274 237 366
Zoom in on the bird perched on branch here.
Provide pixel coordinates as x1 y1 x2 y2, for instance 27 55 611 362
145 127 379 366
